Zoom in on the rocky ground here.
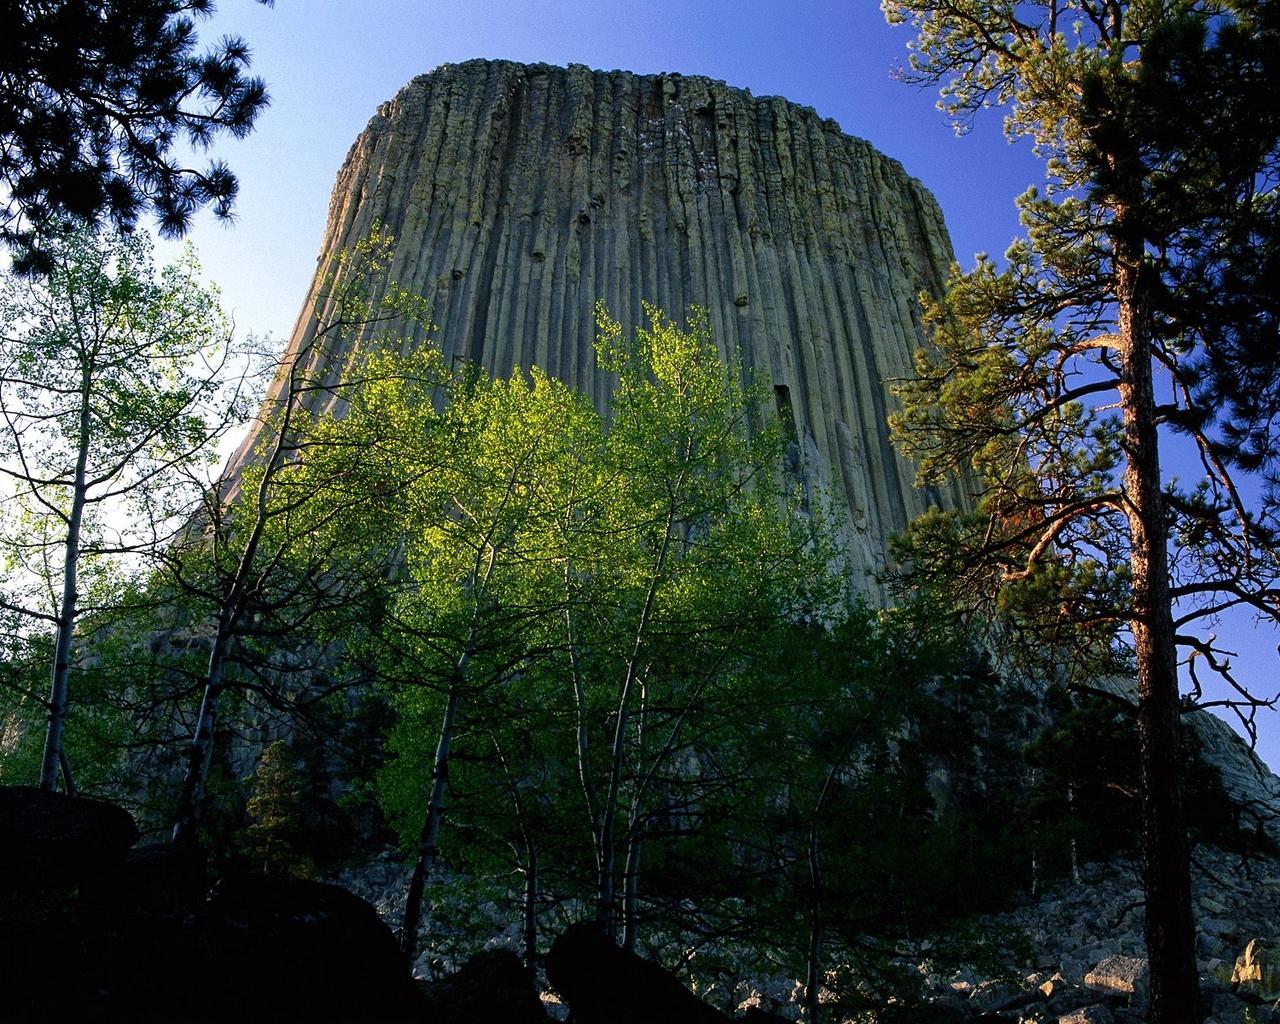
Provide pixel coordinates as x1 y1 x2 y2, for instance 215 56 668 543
330 854 529 980
890 843 1280 1023
8 780 1276 1022
332 844 1280 1022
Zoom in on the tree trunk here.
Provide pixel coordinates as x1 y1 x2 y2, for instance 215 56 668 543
596 519 672 934
491 726 539 976
39 387 92 792
400 649 469 962
1116 245 1198 1024
523 845 539 976
565 574 603 880
171 626 233 847
804 823 824 1024
596 659 641 933
171 353 308 843
1069 783 1080 885
622 828 642 953
58 747 76 797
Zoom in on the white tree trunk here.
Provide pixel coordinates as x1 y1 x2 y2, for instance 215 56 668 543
39 386 92 793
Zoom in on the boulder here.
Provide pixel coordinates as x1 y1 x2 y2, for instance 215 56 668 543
1202 917 1240 942
0 874 425 1022
1058 1007 1115 1024
970 980 1021 1013
739 1009 794 1023
1045 984 1109 1019
203 874 424 1019
1200 974 1261 1024
546 921 732 1023
423 949 546 1023
922 990 979 1022
1231 939 1280 1002
1083 955 1149 1007
79 842 207 912
1200 897 1230 916
0 785 138 894
970 978 1046 1015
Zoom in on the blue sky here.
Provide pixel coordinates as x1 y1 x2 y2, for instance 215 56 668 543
162 0 1278 770
167 1 1044 342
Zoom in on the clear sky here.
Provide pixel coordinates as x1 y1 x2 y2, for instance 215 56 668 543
160 0 1278 771
163 0 1045 342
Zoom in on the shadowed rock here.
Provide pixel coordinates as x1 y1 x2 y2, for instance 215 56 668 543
0 785 138 894
547 921 732 1023
1 806 426 1024
423 949 547 1023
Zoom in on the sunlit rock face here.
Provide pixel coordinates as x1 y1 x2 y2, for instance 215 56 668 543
240 59 974 599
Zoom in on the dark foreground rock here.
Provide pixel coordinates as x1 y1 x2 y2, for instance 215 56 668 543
422 949 547 1023
2 901 425 1022
0 786 425 1023
1 883 427 1022
0 785 139 893
80 841 208 912
203 874 426 1021
547 921 733 1024
739 1009 794 1023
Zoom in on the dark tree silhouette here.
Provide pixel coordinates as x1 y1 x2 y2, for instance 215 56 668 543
1 0 272 274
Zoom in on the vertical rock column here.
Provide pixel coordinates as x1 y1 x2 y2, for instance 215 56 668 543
236 59 973 602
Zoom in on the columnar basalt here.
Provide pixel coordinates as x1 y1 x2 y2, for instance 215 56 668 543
239 59 974 597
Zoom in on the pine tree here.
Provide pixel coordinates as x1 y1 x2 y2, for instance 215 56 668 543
882 3 1280 1020
246 740 304 876
1 0 272 274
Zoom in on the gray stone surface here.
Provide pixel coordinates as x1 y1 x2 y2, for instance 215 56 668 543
1084 954 1148 1003
1190 712 1280 843
230 59 974 602
1058 1007 1114 1024
970 978 1021 1013
1232 938 1280 1002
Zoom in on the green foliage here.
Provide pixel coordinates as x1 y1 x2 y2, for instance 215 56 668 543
199 759 252 872
1022 692 1279 865
246 740 310 877
303 300 1125 987
158 223 440 846
0 589 220 816
0 631 55 783
882 0 1280 690
640 597 1045 1013
0 228 244 580
312 302 843 947
0 226 250 790
1021 692 1142 860
777 617 1030 935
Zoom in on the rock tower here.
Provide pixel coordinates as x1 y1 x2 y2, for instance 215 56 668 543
242 59 974 597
